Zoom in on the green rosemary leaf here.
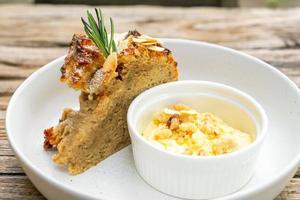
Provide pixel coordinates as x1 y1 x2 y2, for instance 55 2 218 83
94 9 105 45
109 18 114 53
112 41 117 52
81 8 116 58
98 9 107 46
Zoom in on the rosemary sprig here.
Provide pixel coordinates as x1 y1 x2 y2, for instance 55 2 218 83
81 8 117 57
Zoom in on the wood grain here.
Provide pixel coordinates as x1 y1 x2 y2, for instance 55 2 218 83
0 176 46 200
276 179 300 200
0 4 299 200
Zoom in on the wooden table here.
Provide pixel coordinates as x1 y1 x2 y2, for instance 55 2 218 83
0 4 299 199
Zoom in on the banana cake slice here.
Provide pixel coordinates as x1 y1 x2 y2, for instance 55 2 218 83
43 29 178 175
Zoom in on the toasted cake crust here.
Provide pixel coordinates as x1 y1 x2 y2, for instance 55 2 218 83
61 34 105 92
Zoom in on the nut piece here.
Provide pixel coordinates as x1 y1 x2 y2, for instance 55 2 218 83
88 52 118 96
147 46 165 52
132 36 159 44
130 35 165 52
132 37 148 43
167 114 180 130
102 52 118 72
172 104 191 111
179 122 197 133
141 42 158 46
163 108 180 115
154 129 172 140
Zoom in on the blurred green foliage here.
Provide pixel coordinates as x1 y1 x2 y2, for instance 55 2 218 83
267 0 283 8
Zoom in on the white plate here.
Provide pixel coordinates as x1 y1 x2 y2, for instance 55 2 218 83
6 39 300 200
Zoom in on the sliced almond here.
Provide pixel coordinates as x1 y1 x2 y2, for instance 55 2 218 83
147 46 165 52
142 37 159 43
172 104 191 111
181 110 198 115
88 69 104 95
163 108 180 115
132 36 159 43
103 52 118 72
117 39 129 52
141 42 158 46
132 38 148 43
89 52 118 95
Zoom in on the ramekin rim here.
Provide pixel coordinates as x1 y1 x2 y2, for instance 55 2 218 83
127 80 269 161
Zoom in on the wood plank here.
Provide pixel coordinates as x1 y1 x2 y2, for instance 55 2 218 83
0 96 10 110
0 140 14 156
0 66 35 79
0 175 45 200
296 168 300 177
275 178 300 200
0 119 5 130
0 110 6 121
0 175 298 200
0 46 65 69
0 125 7 136
0 80 24 95
0 156 23 174
0 5 300 50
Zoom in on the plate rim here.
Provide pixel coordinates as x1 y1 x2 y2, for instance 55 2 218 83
6 38 300 199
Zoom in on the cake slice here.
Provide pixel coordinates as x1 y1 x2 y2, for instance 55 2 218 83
43 28 178 174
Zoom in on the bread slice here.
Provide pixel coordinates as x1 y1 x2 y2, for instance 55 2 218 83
43 31 178 175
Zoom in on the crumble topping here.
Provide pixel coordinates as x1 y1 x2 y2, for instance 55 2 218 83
142 104 255 156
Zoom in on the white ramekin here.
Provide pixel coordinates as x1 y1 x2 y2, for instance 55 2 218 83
127 80 268 199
